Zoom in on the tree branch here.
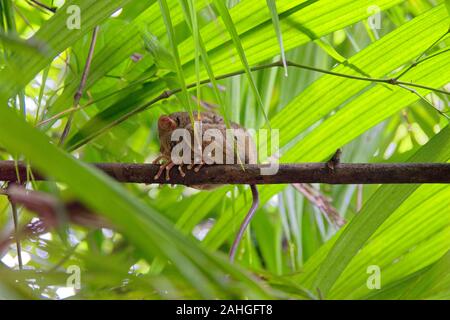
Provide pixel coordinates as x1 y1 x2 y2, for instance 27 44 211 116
0 161 449 185
3 184 111 229
0 185 111 254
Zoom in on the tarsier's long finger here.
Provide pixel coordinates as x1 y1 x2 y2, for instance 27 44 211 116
193 163 204 173
154 163 168 180
178 165 186 177
165 162 175 181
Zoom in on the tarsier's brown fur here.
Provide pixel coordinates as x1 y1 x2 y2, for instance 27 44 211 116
154 111 259 261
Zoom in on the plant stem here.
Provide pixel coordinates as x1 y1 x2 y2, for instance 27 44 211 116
40 58 450 129
395 29 450 80
28 0 57 13
59 26 100 146
147 59 450 111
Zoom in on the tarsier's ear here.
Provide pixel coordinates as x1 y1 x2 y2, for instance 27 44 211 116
158 115 177 131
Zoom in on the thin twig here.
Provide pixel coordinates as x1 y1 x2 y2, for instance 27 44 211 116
121 60 450 114
39 57 450 132
397 84 450 120
395 29 450 80
59 26 100 146
36 75 156 127
27 0 57 13
229 185 259 262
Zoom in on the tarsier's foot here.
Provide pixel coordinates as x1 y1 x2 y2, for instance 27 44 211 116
193 163 204 172
187 162 205 172
154 161 173 180
178 165 186 177
187 157 205 171
165 162 175 181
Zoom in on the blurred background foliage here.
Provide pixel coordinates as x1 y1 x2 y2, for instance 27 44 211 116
0 0 449 299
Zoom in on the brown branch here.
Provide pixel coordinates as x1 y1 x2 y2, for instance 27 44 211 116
4 184 112 228
59 26 100 146
0 185 112 254
0 161 449 185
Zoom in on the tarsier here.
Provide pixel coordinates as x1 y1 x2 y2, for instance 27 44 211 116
154 111 258 261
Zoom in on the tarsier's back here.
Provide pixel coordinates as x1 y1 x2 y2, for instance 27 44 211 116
156 111 257 190
158 111 257 165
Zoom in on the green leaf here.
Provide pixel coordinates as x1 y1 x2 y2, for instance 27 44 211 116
0 31 47 56
314 38 346 63
328 184 449 298
212 0 269 125
143 32 176 72
266 0 288 76
204 37 449 262
158 0 192 116
66 0 404 150
0 0 134 101
313 125 450 296
0 105 271 299
271 4 449 149
401 251 450 299
42 0 208 125
178 0 230 124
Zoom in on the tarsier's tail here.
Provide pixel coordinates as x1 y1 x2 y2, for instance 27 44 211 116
229 184 259 262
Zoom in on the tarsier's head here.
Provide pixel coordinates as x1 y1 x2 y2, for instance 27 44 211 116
157 115 177 132
157 111 228 156
157 112 190 155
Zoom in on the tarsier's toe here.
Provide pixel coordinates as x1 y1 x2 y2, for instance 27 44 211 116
165 170 171 181
165 163 176 181
178 165 186 177
194 163 204 172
